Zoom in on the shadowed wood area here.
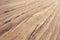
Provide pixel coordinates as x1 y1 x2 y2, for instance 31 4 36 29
0 0 60 40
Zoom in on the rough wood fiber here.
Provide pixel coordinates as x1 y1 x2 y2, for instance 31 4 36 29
0 0 60 40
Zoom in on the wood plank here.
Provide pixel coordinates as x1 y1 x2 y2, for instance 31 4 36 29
0 0 60 40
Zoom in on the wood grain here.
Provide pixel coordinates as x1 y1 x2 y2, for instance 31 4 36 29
0 0 60 40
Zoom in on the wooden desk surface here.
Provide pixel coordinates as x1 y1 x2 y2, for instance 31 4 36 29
0 0 60 40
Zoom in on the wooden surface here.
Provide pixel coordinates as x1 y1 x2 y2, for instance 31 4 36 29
0 0 60 40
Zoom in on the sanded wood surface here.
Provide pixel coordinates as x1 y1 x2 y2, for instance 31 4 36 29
0 0 60 40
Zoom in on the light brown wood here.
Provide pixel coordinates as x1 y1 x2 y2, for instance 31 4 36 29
0 0 60 40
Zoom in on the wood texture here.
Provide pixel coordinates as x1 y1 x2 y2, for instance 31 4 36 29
0 0 60 40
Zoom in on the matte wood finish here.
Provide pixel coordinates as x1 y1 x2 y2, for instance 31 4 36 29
0 0 60 40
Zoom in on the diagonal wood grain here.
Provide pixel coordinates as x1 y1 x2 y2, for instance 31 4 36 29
0 0 60 40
